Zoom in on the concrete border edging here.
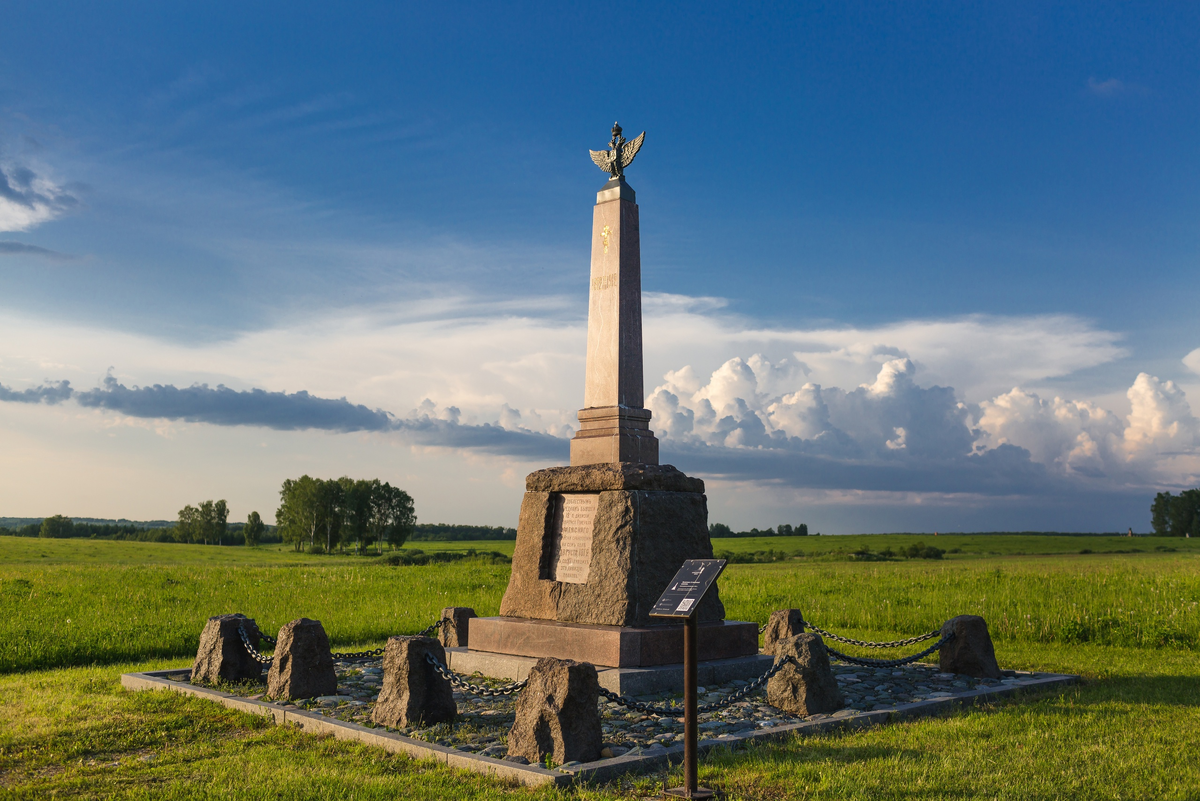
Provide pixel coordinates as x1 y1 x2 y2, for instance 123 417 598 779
121 668 1079 787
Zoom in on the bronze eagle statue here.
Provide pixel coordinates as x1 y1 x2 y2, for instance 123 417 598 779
590 122 645 180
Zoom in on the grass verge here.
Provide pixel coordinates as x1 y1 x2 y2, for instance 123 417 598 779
2 644 1197 799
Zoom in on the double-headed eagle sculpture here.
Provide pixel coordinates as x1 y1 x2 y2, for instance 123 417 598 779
590 122 645 181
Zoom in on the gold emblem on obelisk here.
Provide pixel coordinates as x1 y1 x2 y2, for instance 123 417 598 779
601 225 611 254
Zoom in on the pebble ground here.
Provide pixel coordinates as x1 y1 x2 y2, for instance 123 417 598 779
221 658 1034 764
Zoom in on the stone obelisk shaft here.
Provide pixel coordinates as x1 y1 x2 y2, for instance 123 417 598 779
570 179 659 465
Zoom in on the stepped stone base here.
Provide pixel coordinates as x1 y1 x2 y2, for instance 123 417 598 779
468 616 758 668
447 647 774 696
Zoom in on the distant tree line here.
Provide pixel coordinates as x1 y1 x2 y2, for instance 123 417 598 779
1151 490 1199 537
410 523 516 541
709 523 812 538
4 509 276 545
275 476 415 554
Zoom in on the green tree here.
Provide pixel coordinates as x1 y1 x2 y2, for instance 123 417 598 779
369 482 416 552
709 523 733 538
244 511 264 546
214 500 228 545
798 523 809 536
777 524 794 536
276 475 321 551
176 504 200 543
1151 489 1200 536
39 515 74 538
315 479 345 553
198 500 215 545
340 477 375 554
1151 492 1172 536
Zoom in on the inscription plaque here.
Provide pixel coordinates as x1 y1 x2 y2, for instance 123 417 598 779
549 493 599 584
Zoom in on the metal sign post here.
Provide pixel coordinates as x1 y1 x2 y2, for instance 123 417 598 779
650 558 727 800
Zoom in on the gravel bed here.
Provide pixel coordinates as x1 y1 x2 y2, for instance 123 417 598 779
207 658 1034 763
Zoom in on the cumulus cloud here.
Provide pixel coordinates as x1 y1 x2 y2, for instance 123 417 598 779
648 354 1200 493
0 162 79 233
0 380 73 404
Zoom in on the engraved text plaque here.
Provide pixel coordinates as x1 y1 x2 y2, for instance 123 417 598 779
549 493 598 584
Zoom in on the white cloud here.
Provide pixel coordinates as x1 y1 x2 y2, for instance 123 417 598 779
1 296 1194 525
0 161 78 233
1183 347 1200 376
1124 373 1198 456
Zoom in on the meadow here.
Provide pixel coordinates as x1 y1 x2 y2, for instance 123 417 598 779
2 535 1198 798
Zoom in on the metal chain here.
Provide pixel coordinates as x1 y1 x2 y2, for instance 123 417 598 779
417 618 449 638
238 624 274 666
597 655 799 716
805 623 942 649
330 617 447 660
424 652 528 697
825 632 954 668
331 646 387 661
596 687 679 716
758 616 940 649
239 618 446 664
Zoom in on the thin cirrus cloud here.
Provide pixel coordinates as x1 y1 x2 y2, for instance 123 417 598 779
0 161 79 233
0 241 75 260
1086 77 1149 98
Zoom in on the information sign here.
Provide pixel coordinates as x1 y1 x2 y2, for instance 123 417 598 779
649 559 727 619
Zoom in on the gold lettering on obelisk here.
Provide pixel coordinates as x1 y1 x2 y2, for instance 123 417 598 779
601 224 611 254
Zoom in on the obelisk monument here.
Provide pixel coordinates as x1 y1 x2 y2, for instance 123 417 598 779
570 123 659 466
459 125 760 687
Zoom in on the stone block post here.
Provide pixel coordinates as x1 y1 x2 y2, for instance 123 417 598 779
765 633 844 715
371 636 457 728
266 618 337 701
439 607 477 648
191 613 264 684
508 657 602 765
939 615 1001 678
762 609 806 655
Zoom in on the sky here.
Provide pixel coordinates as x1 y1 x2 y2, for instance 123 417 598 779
1 2 1198 533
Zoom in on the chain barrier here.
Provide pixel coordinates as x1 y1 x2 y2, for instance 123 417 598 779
424 652 528 697
331 646 387 661
239 618 446 665
824 632 954 668
758 616 940 649
238 624 274 666
329 618 451 661
805 623 942 650
597 655 799 716
417 618 449 638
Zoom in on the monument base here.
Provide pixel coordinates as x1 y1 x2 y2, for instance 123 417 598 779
499 463 725 628
446 647 773 696
468 616 759 667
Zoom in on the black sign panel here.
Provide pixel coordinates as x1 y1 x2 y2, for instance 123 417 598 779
649 559 727 619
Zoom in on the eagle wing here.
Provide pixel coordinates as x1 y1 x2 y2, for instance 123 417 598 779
590 148 615 172
619 131 645 168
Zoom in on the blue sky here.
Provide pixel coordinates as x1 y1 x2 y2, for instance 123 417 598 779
2 2 1198 532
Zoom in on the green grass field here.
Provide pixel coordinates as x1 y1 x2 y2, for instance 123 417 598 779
2 535 1198 798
